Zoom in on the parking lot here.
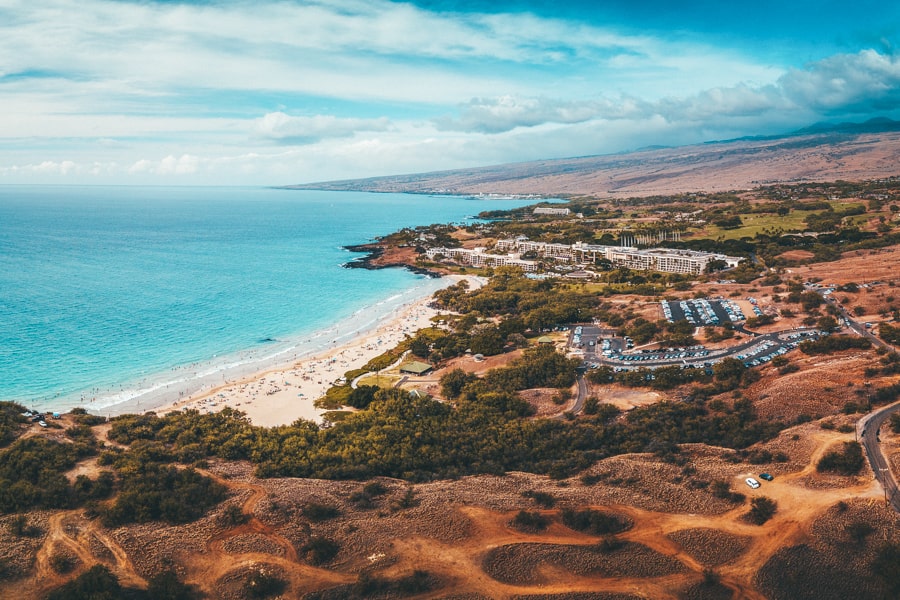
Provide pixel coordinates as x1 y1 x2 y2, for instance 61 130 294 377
568 321 822 373
663 298 745 325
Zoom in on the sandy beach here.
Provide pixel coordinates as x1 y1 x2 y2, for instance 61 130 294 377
155 275 481 427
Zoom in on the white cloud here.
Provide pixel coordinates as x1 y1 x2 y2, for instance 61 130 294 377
779 49 900 113
253 112 392 144
1 1 899 185
434 96 646 133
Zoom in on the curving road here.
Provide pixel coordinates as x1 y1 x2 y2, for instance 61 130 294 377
858 399 900 512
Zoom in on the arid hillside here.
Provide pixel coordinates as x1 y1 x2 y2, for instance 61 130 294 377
286 126 900 198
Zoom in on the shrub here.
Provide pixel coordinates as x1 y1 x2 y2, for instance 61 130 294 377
817 442 865 475
800 336 871 354
873 542 900 595
392 487 419 511
146 569 200 600
8 515 38 537
746 496 777 525
244 569 287 599
846 521 875 544
510 510 549 533
349 481 389 508
596 535 624 553
710 480 746 503
522 490 556 508
101 464 226 527
218 504 248 527
302 536 340 565
561 508 630 535
301 502 341 522
46 565 121 600
49 552 76 574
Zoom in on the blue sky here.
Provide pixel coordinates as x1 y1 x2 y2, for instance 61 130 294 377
2 0 900 185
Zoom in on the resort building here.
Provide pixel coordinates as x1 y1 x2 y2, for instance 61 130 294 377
533 207 571 216
428 238 742 276
425 247 538 272
595 246 743 275
496 236 573 260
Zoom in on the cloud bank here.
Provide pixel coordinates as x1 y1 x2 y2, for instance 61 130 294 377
0 1 898 184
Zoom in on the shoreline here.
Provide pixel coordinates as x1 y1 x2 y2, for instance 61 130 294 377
342 242 445 278
111 274 482 427
80 275 457 419
153 274 483 427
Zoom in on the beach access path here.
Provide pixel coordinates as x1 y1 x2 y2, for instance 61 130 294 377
157 275 483 427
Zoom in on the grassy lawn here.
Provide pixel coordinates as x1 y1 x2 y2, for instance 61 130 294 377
356 372 403 389
690 210 814 240
828 200 866 212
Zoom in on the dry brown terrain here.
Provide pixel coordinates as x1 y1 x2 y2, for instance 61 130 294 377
2 414 898 599
287 130 900 198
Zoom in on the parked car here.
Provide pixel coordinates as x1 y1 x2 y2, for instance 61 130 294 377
745 477 761 489
759 473 774 481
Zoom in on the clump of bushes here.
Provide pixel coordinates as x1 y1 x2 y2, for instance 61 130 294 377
244 568 287 599
561 508 631 535
817 442 865 475
349 481 389 508
301 536 340 565
510 510 549 533
522 490 556 508
710 480 746 503
301 502 341 522
745 496 778 525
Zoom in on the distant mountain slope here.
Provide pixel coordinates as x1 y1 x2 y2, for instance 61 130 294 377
285 119 900 197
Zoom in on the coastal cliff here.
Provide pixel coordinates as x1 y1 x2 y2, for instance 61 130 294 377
342 242 443 278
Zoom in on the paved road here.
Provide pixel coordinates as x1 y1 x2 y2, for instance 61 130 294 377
858 400 900 512
823 293 891 350
571 372 588 414
551 372 588 420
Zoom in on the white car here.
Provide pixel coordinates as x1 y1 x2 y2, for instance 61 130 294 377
745 477 760 489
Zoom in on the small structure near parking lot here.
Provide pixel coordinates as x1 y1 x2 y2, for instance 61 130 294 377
399 361 433 376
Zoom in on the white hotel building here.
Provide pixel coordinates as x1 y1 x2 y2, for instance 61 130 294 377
424 247 538 272
489 237 743 275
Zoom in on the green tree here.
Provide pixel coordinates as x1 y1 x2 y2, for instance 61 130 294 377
46 565 121 600
713 357 746 383
439 368 477 400
746 496 777 525
817 442 865 475
147 570 200 600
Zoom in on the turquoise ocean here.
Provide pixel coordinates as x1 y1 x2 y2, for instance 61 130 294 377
0 186 537 414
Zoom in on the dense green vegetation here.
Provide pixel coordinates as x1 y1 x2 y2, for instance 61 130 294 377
880 323 900 345
746 496 778 525
0 402 27 448
433 271 599 332
800 336 872 354
104 384 784 483
0 435 100 513
816 442 865 475
99 458 226 527
46 565 122 600
561 508 631 535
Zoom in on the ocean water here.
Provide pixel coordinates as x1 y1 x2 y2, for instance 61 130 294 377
0 186 537 413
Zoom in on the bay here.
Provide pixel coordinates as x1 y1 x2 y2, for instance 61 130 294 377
0 185 538 412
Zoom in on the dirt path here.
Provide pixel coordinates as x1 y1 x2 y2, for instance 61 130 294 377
32 510 146 596
183 469 353 596
358 433 882 600
15 425 881 599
